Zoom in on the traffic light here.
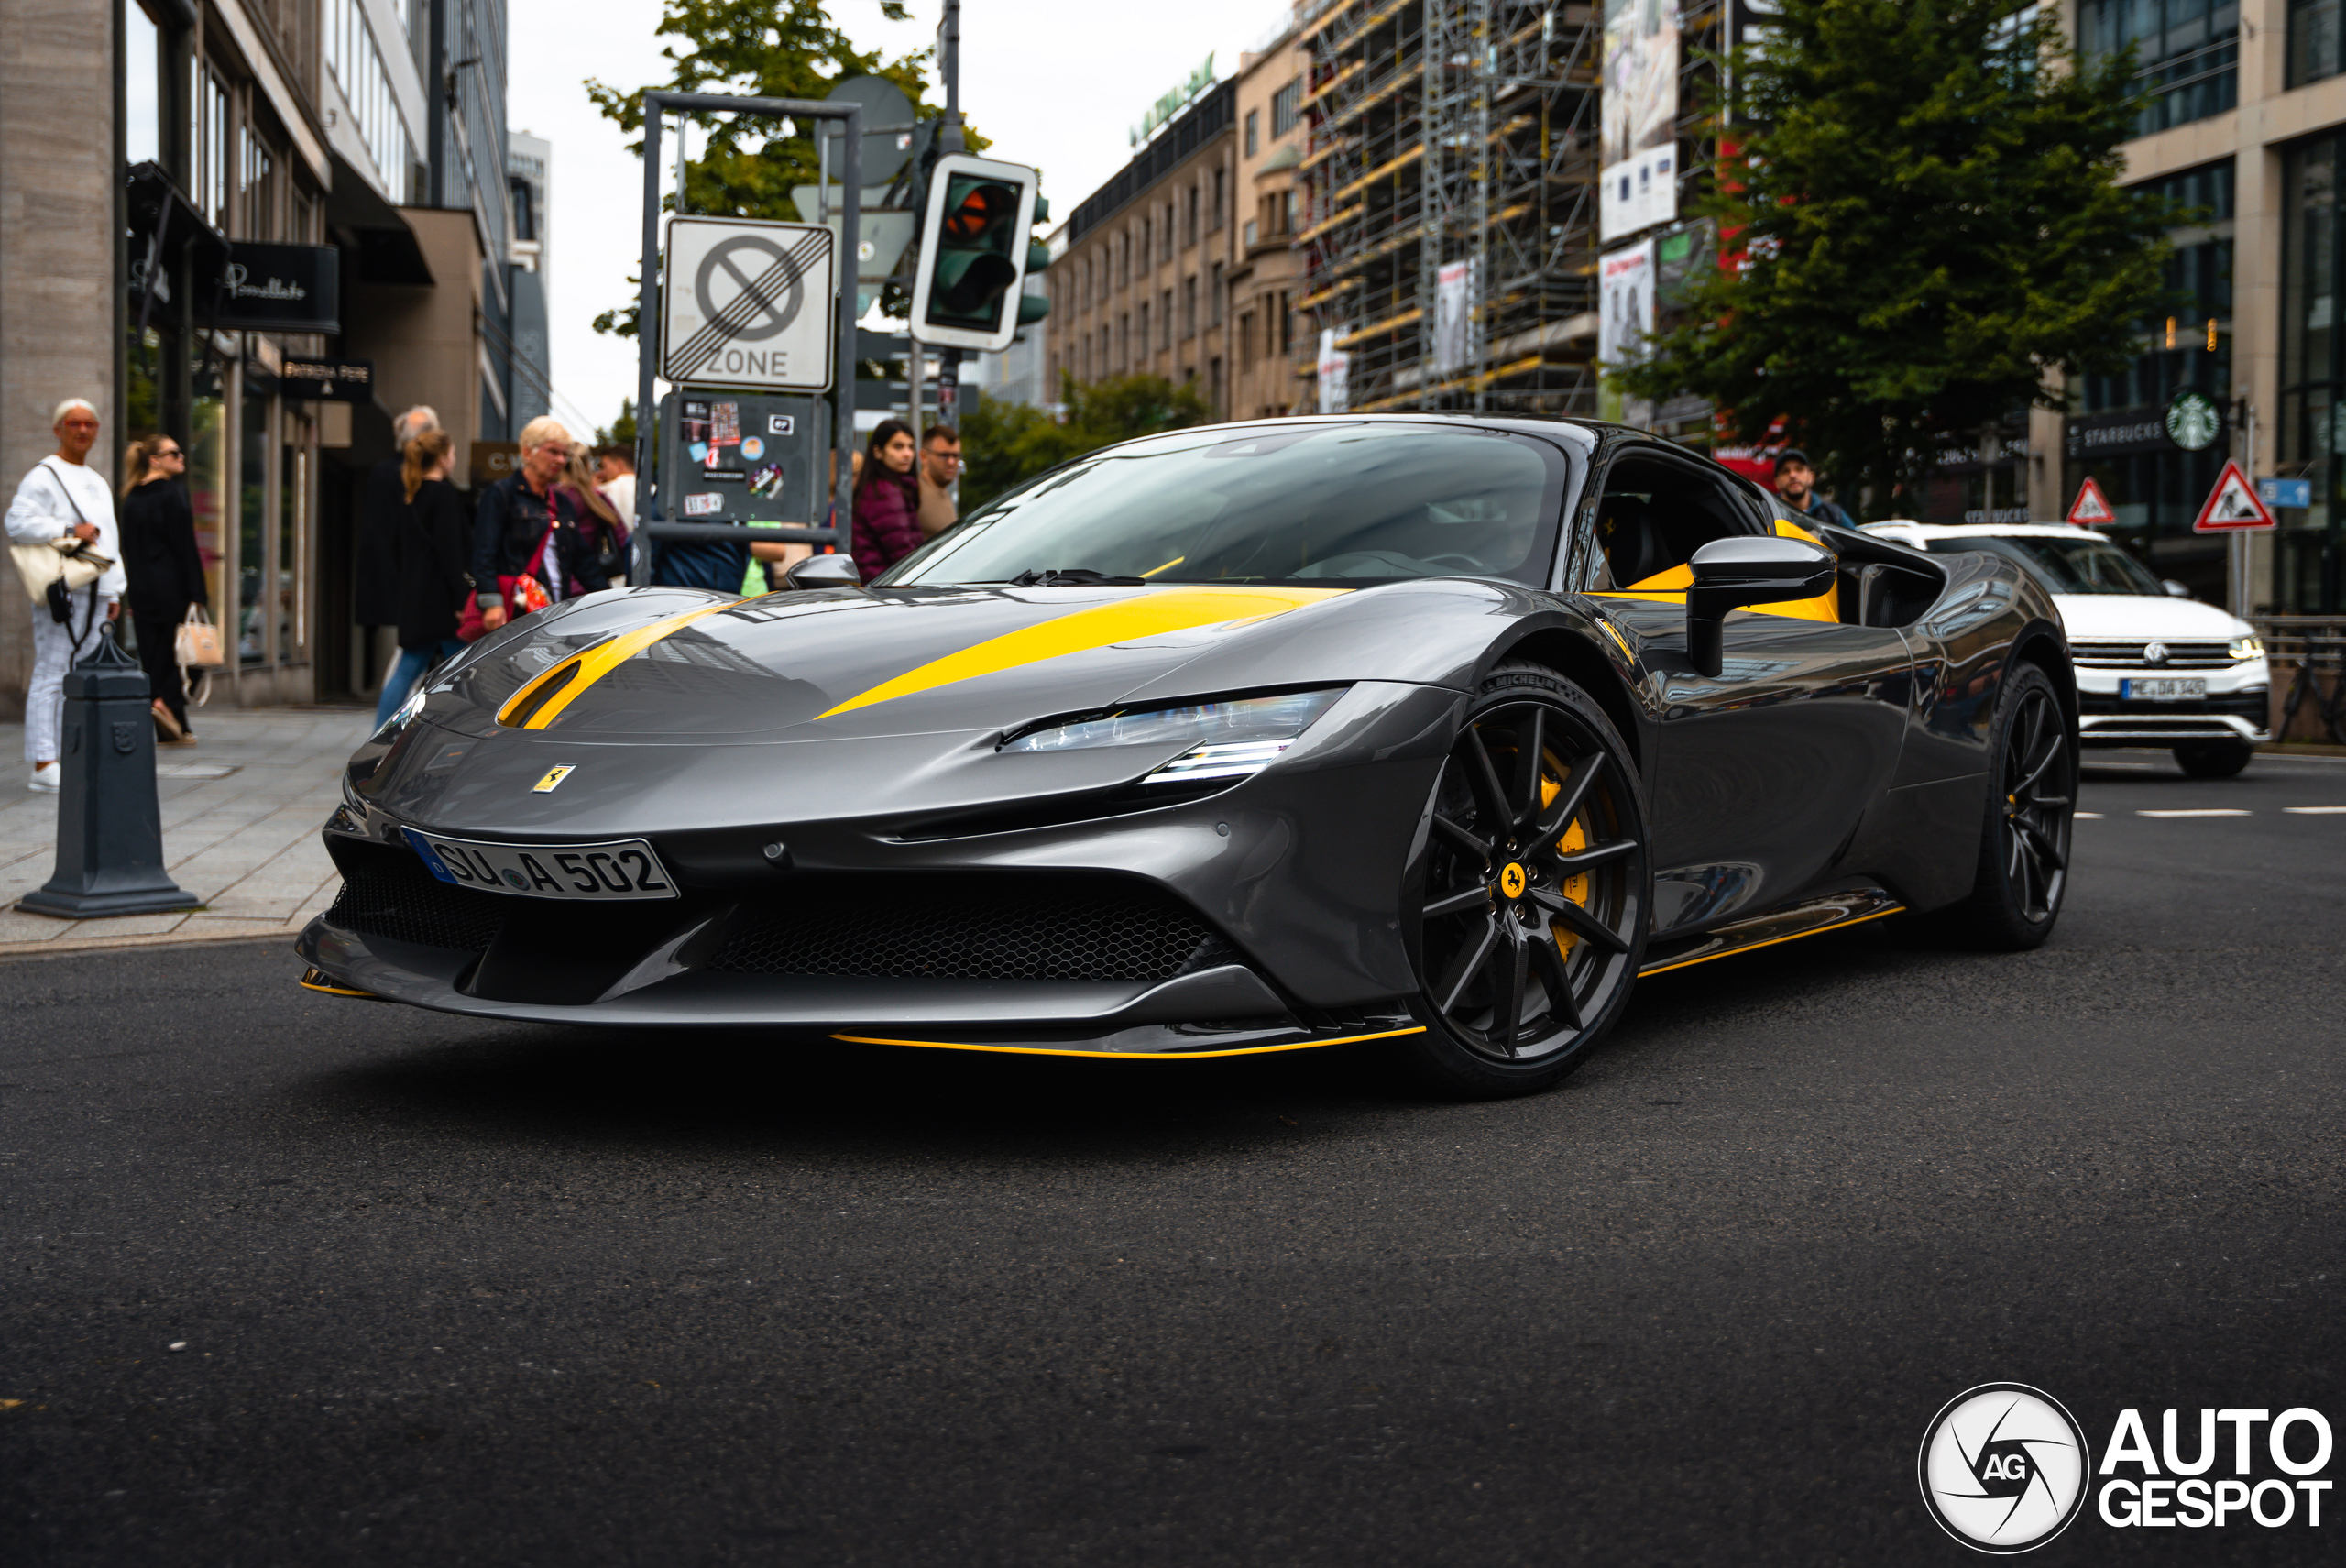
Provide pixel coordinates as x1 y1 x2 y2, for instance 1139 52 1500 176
909 154 1040 351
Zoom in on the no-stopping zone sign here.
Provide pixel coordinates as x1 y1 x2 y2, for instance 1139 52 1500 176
661 216 837 391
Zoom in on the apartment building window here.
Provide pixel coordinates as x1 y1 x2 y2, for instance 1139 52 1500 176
2078 1 2238 136
1163 203 1176 261
126 2 168 168
1278 290 1293 355
239 126 276 239
1137 304 1149 361
1239 310 1255 365
1272 80 1301 138
1121 313 1132 368
327 0 415 203
2291 0 2344 87
1185 184 1199 247
1212 168 1226 230
1211 262 1224 327
192 59 230 225
1245 109 1259 158
1244 217 1258 247
1182 276 1197 339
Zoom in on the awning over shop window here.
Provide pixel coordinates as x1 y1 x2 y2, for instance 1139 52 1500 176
324 152 434 287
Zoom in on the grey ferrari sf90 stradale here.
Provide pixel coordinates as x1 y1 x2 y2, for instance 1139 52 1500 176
301 416 2076 1096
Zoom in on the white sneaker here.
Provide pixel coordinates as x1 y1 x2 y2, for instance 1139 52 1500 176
28 764 60 793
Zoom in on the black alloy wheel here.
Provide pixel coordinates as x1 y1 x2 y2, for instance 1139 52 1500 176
1397 663 1648 1098
1954 663 2076 948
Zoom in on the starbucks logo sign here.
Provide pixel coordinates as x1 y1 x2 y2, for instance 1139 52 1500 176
2166 391 2220 452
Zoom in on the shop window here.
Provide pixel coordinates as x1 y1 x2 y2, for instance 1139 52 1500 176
239 383 272 664
2078 0 2239 136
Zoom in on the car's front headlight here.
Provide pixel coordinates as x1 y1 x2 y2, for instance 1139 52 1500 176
1002 688 1349 785
2229 634 2264 662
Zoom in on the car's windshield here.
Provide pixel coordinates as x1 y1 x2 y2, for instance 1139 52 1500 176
882 422 1567 588
1926 534 2165 597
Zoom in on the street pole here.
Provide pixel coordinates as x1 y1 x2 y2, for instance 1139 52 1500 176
2237 395 2257 620
938 0 965 153
629 92 862 584
908 339 924 449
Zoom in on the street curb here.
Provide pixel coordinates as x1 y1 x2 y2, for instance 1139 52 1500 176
0 917 317 964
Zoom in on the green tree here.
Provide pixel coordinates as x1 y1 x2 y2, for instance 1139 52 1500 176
1615 0 2172 517
595 399 638 448
586 1 960 337
959 373 1215 514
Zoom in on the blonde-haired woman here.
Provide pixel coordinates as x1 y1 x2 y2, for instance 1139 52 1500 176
374 431 472 727
471 416 608 633
557 441 629 588
118 432 207 742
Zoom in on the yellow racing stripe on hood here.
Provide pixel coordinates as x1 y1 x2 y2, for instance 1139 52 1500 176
499 599 745 729
817 586 1347 719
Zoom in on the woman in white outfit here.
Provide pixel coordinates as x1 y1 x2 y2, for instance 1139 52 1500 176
6 399 127 791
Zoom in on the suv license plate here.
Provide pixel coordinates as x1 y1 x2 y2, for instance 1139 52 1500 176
404 829 679 900
2121 677 2206 702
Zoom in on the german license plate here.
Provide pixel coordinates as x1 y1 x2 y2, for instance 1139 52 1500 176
2120 677 2206 702
404 829 679 900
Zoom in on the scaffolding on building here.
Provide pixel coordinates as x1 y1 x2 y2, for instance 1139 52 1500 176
1295 0 1725 422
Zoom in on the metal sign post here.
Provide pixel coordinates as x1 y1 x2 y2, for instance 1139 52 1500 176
630 93 862 579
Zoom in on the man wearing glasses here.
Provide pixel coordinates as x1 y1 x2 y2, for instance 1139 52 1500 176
916 423 963 540
120 432 210 743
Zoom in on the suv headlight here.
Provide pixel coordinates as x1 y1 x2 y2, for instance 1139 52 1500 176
2229 634 2264 661
1002 688 1349 785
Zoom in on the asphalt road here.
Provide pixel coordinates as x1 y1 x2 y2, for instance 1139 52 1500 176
5 750 2341 1567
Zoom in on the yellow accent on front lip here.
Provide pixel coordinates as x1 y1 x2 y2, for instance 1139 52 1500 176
815 586 1347 719
496 599 745 730
828 1025 1424 1059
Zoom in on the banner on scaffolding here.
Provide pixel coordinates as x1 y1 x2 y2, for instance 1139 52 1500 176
1432 259 1475 377
1600 0 1680 243
1316 328 1351 414
1597 240 1656 373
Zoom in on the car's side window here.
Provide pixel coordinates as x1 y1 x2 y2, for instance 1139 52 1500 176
1589 453 1760 592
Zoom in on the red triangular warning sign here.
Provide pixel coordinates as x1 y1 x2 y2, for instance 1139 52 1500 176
2066 477 2117 527
2192 459 2276 532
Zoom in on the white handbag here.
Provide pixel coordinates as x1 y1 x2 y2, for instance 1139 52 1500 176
9 535 110 603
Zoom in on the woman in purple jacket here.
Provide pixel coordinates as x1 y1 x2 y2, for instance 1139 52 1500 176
851 420 924 581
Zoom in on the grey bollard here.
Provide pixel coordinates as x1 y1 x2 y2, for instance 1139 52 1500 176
17 627 200 918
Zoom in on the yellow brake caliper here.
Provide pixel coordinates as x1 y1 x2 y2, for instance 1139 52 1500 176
1542 771 1592 958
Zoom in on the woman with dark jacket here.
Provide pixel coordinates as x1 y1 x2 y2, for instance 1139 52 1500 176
471 417 609 634
374 432 474 728
118 433 208 742
851 419 924 581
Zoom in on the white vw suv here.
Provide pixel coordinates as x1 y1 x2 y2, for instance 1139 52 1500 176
1863 522 2271 777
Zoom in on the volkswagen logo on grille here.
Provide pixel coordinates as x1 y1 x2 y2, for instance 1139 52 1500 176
2143 641 2170 666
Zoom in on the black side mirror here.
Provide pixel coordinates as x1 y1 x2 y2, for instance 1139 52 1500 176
783 554 862 591
1684 535 1838 676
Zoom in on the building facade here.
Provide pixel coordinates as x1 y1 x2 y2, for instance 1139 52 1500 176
1228 20 1311 420
1048 80 1238 414
0 0 519 717
2042 0 2346 614
505 128 551 431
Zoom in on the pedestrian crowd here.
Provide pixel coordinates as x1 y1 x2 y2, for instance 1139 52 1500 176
8 389 969 791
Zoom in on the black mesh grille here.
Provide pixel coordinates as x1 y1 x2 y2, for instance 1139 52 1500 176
326 845 510 954
2080 686 2267 719
704 873 1232 982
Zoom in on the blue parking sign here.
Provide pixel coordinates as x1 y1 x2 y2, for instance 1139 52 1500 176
2259 477 2312 509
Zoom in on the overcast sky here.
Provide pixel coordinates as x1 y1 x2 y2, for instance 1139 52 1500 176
511 0 1289 435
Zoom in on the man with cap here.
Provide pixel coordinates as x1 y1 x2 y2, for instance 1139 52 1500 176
1773 448 1853 529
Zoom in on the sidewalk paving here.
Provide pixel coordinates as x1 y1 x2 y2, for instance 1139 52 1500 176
0 706 373 959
